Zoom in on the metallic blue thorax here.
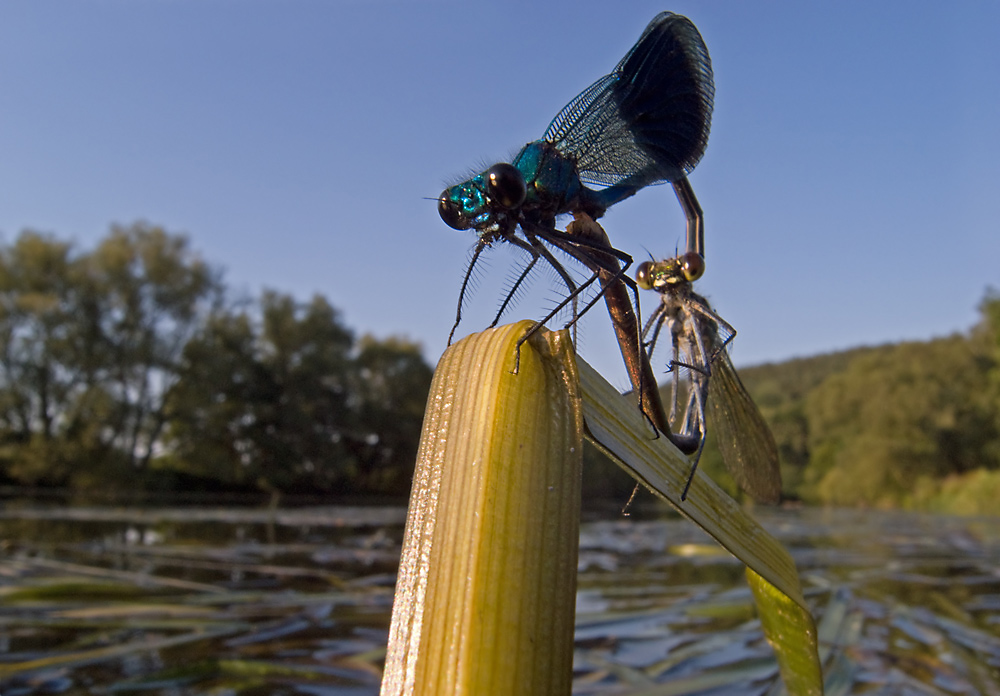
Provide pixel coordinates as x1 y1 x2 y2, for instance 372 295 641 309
511 141 585 225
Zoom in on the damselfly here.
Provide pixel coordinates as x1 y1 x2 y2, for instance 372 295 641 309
438 11 714 341
637 253 782 503
438 12 714 437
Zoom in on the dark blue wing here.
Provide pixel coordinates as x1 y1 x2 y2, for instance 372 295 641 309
543 12 714 188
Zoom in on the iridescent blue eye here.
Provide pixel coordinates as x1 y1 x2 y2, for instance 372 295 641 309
485 164 526 209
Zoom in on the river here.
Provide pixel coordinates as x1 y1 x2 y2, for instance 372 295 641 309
1 502 998 694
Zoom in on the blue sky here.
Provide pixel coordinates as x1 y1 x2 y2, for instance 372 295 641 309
1 1 998 389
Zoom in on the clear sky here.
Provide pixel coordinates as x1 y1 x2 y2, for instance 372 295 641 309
2 1 998 390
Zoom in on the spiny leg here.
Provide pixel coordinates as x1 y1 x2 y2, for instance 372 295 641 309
643 303 667 354
509 234 584 374
490 252 539 328
667 326 683 427
512 272 597 374
449 243 487 345
531 235 584 323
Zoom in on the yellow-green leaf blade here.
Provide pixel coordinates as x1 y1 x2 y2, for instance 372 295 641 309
382 322 582 696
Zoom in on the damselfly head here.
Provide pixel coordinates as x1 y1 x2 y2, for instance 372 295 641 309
438 163 527 235
636 252 705 292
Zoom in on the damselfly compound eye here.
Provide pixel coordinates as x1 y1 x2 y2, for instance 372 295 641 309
485 163 527 209
438 191 471 230
635 261 656 290
680 252 705 282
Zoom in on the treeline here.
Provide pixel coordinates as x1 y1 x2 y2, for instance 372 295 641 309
3 223 999 512
0 224 432 498
667 291 1000 513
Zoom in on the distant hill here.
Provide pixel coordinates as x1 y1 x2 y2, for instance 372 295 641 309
584 294 1000 516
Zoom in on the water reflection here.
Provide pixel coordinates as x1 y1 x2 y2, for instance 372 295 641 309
1 505 999 694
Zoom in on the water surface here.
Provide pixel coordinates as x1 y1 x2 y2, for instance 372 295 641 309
1 504 998 694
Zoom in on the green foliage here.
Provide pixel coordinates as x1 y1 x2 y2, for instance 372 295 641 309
165 292 432 496
733 346 886 501
723 298 1000 510
912 468 1000 515
804 335 999 506
0 225 223 487
350 334 434 494
0 225 433 497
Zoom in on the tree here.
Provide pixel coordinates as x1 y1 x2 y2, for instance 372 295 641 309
159 309 262 488
970 289 1000 467
0 224 223 487
254 291 358 491
78 223 224 470
803 335 997 506
166 292 434 496
167 292 361 493
0 232 98 483
349 335 433 495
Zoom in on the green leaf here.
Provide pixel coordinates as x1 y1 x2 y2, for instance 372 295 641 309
578 356 823 695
